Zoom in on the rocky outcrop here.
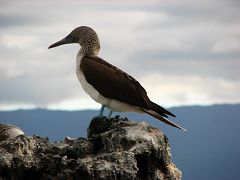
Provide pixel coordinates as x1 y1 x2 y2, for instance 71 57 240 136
0 116 182 180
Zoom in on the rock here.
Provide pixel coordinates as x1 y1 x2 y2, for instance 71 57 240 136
0 123 24 141
0 117 182 180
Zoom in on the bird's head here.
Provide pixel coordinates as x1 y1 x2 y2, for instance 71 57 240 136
48 26 100 55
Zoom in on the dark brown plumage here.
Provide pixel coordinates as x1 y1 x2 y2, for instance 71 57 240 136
81 56 150 109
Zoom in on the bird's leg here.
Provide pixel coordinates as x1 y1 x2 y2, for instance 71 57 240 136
99 105 106 117
108 110 113 119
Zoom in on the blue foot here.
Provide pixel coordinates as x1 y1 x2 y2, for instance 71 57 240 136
99 105 105 117
108 110 113 119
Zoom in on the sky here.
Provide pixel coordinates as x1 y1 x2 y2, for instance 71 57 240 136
0 0 240 110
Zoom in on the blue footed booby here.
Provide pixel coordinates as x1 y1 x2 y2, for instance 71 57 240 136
48 26 186 131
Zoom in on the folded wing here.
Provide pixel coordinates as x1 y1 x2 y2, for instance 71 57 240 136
80 56 150 109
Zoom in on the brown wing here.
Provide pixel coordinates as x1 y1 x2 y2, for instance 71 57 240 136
80 56 151 109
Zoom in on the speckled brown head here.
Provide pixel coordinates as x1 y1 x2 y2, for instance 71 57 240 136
48 26 100 56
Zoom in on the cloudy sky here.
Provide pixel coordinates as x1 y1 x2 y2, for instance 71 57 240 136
0 0 240 110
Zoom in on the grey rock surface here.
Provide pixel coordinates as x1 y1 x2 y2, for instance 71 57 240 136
0 117 182 180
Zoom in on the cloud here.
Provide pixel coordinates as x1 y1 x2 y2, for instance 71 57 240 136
211 38 240 53
0 34 37 49
139 73 240 106
0 0 240 110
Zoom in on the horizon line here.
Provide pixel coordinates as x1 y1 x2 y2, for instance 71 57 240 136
0 103 239 112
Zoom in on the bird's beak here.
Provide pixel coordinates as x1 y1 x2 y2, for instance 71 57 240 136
48 34 77 49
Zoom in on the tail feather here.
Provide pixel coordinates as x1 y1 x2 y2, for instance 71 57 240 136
140 108 186 131
150 101 176 117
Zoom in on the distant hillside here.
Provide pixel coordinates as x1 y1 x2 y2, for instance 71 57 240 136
0 104 240 180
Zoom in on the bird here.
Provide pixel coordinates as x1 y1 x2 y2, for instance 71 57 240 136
48 26 186 131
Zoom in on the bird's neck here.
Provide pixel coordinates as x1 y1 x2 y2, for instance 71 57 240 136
79 47 99 57
76 46 100 68
76 40 100 68
79 38 100 57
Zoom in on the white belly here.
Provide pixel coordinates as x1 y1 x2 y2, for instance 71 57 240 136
76 53 141 113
